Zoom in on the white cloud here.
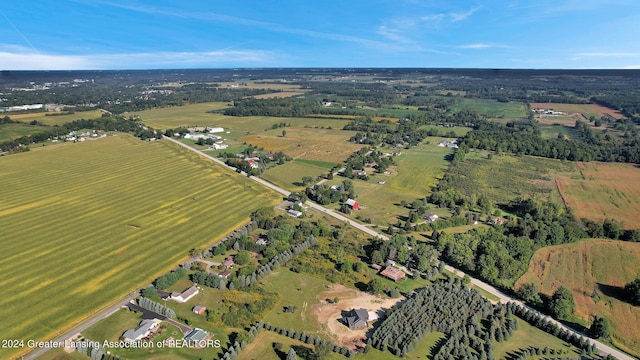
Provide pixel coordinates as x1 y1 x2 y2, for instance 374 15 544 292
450 7 481 22
457 43 511 49
575 52 637 57
0 46 275 70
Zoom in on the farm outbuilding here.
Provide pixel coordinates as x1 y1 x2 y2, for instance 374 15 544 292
346 198 359 210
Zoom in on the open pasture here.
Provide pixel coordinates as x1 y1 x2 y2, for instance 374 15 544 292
261 160 333 192
239 127 364 163
515 239 640 356
348 139 453 225
0 134 279 359
530 102 625 119
450 98 528 121
130 102 231 128
556 162 640 229
0 123 46 141
253 91 308 99
7 109 104 126
131 102 351 134
445 154 578 206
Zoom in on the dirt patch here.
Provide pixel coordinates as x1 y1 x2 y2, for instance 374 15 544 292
312 284 403 350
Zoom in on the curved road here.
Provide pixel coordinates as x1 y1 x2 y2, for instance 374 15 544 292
27 136 631 360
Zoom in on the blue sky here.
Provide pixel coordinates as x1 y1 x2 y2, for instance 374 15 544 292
0 0 639 70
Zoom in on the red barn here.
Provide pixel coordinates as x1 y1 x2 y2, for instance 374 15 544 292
346 198 359 210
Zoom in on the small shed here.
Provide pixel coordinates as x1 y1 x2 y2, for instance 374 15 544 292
192 305 206 315
346 198 359 210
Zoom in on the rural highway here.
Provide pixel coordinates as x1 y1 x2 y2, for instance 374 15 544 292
23 292 139 360
27 137 632 360
164 137 636 360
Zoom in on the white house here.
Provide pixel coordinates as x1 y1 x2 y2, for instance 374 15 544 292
208 127 224 133
209 143 229 150
170 286 199 303
123 319 161 342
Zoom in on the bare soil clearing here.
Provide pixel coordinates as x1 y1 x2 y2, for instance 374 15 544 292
312 284 403 349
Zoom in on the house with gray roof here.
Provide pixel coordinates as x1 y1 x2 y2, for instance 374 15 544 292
343 308 369 329
123 319 161 342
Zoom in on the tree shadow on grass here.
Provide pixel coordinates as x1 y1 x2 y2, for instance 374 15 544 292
597 282 629 303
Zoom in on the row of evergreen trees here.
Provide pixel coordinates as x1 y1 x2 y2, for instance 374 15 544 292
371 282 509 358
505 302 598 354
193 235 319 291
137 297 176 319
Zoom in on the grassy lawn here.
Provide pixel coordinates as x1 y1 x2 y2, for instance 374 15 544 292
347 138 453 225
239 127 364 163
450 98 528 121
0 134 280 359
515 239 640 357
82 308 141 342
261 160 331 192
80 303 227 359
238 330 343 360
493 318 581 360
0 123 46 141
7 109 104 126
363 331 447 360
37 348 88 360
261 270 331 335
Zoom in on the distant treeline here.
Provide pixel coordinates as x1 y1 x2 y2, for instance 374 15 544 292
0 115 158 153
462 120 640 163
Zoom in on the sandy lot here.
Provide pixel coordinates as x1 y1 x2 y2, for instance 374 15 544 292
312 284 404 350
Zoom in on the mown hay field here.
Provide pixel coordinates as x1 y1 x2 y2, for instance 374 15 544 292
7 109 105 126
131 103 351 136
0 134 280 359
530 102 625 119
0 123 46 142
515 239 640 357
450 98 528 121
261 160 333 192
239 127 364 163
345 139 453 225
557 162 640 229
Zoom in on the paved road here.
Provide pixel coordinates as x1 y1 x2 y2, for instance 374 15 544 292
165 137 635 360
164 137 636 360
27 136 632 360
23 292 139 360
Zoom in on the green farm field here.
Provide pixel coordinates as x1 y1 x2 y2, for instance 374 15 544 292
239 127 364 163
530 102 625 119
557 162 640 229
349 138 453 225
445 154 579 206
450 98 528 121
8 109 104 125
0 123 45 141
0 134 279 359
515 239 640 357
261 160 332 192
131 102 350 132
493 318 581 359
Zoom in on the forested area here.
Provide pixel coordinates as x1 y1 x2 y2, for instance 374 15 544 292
462 120 640 163
371 282 516 359
432 198 586 286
